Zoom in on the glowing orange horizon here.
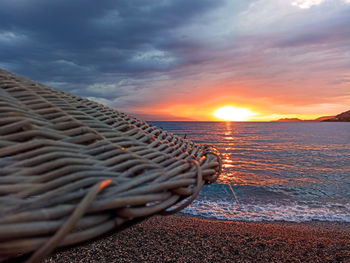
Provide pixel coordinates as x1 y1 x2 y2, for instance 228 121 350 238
131 103 331 122
130 100 334 121
126 84 341 122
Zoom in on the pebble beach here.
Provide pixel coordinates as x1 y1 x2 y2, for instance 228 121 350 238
44 214 350 263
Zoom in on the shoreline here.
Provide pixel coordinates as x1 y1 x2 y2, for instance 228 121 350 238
178 213 350 234
45 214 350 262
179 212 350 229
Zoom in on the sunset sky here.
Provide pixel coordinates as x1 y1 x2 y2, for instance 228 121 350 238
0 0 349 121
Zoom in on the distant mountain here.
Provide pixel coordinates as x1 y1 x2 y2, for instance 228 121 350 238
273 110 349 122
314 116 334 121
274 116 334 122
323 110 350 122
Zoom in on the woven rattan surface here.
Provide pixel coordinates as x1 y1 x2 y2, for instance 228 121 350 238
0 68 221 262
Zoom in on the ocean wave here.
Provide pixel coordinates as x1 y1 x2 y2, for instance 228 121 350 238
182 199 350 222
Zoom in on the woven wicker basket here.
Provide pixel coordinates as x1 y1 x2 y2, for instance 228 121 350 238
0 69 221 262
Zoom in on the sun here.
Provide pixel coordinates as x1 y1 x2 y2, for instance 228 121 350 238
213 106 255 121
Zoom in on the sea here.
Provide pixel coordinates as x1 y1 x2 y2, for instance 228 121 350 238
150 121 350 222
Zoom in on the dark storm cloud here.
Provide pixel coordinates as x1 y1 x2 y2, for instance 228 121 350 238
1 0 350 117
0 0 222 93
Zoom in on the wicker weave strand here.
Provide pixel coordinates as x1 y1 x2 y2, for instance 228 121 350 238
0 68 221 262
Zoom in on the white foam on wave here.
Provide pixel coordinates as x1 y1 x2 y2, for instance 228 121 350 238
183 199 350 222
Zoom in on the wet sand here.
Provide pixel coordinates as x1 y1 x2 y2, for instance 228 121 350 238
45 215 350 262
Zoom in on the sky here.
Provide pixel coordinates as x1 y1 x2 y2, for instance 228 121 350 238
0 0 349 121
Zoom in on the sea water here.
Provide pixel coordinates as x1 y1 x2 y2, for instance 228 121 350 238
150 121 350 222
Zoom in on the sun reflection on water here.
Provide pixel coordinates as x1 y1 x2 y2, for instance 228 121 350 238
217 121 322 187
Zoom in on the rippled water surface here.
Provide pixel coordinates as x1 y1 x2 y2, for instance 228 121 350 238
150 121 350 222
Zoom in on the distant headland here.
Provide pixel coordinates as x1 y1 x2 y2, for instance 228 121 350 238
274 110 350 122
323 110 350 122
